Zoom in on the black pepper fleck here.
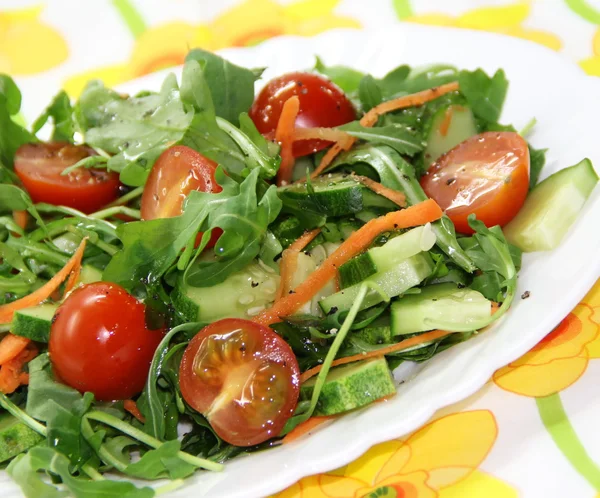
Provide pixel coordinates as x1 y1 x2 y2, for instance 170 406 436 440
521 291 531 299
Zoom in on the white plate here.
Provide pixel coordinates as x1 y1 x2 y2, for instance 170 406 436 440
5 25 600 498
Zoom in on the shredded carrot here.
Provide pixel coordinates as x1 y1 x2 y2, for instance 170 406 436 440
124 399 146 424
282 416 334 444
293 127 351 143
0 334 30 365
353 174 407 207
275 96 300 186
0 238 88 324
276 229 321 302
300 329 453 383
12 211 28 232
253 199 443 326
439 106 453 137
299 299 500 383
308 82 460 178
0 343 38 394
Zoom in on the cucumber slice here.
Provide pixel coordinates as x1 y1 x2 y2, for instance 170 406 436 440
352 317 393 345
320 252 434 314
423 104 478 164
79 265 102 285
504 158 598 252
278 173 395 217
0 413 44 463
338 224 436 288
11 304 58 342
391 283 491 335
172 261 280 322
300 357 396 416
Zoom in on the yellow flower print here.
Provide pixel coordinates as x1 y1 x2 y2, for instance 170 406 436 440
63 0 359 97
0 5 68 75
494 302 600 397
579 29 600 75
406 2 562 51
274 411 517 497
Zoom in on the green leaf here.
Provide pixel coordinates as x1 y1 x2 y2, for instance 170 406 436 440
378 64 411 96
0 184 31 212
32 91 76 142
0 75 21 115
313 56 364 94
8 447 155 498
358 75 382 112
529 145 547 189
0 75 35 168
459 69 508 123
125 440 195 480
185 48 262 126
78 75 191 186
338 121 423 156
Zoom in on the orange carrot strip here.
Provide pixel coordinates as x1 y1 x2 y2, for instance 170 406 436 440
361 82 460 127
0 344 38 394
276 229 321 302
309 141 346 180
12 211 28 232
253 199 443 326
0 238 88 324
0 334 30 365
18 372 29 385
282 416 334 444
275 96 300 186
300 329 453 383
293 127 351 143
353 174 407 207
124 399 146 424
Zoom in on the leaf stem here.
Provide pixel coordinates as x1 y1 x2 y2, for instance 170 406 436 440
536 393 600 491
106 186 144 208
0 393 47 436
85 410 224 472
89 206 141 220
155 479 185 495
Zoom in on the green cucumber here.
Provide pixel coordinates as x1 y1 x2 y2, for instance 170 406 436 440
504 158 598 252
300 357 396 416
78 265 102 285
172 261 280 322
391 283 491 335
320 252 434 314
338 224 436 288
0 413 44 463
352 317 393 345
423 104 478 164
11 304 58 342
278 173 395 217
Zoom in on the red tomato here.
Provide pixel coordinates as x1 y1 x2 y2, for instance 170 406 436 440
179 319 300 446
140 146 222 247
249 72 356 157
49 282 165 401
420 131 530 234
14 142 120 214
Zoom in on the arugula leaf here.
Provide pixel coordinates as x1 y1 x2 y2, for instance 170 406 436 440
26 355 95 469
459 69 508 123
185 48 262 126
0 184 31 212
32 90 76 142
338 121 423 156
358 74 382 112
79 74 191 186
378 65 411 95
0 75 34 168
184 168 282 287
125 440 195 480
313 56 364 93
529 145 547 189
8 447 155 498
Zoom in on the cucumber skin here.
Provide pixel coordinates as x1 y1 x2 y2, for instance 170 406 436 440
11 304 58 342
0 415 44 463
423 104 478 164
504 158 599 252
300 358 396 416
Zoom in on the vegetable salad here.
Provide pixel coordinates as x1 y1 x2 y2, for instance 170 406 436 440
0 48 596 497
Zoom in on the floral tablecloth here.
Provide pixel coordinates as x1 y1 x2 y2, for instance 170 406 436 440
3 1 600 496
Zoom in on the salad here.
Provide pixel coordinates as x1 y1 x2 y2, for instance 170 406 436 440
0 48 597 497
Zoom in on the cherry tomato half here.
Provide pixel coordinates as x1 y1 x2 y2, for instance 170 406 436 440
420 131 530 234
140 146 222 248
179 319 300 446
249 72 356 157
14 142 121 213
49 282 165 401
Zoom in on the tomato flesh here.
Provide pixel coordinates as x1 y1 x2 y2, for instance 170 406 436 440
14 142 121 213
420 131 530 234
141 145 222 247
179 319 300 446
49 282 165 401
249 72 356 157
